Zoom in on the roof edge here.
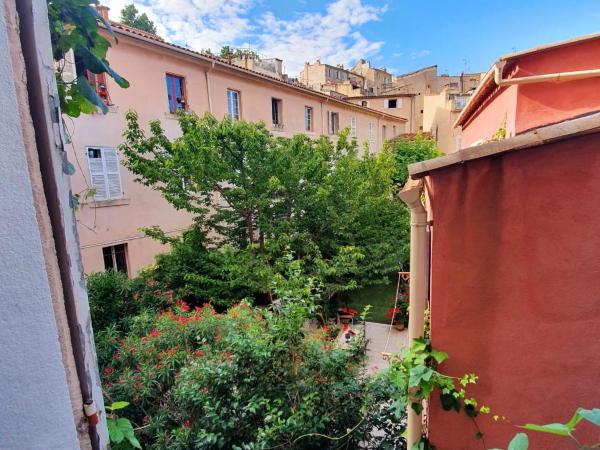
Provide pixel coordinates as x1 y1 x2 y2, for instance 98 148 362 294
409 111 600 178
105 23 407 123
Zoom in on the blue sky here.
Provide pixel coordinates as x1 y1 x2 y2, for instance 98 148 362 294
103 0 600 76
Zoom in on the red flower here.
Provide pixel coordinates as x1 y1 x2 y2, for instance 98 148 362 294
112 351 120 360
104 366 115 376
150 329 160 338
143 416 149 424
194 349 203 357
177 299 190 312
194 306 202 312
183 420 191 429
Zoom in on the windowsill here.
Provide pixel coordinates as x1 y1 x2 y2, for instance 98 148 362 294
86 197 131 208
272 125 285 131
164 112 179 120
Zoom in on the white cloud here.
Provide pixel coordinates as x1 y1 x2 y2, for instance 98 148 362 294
409 49 431 59
101 0 386 75
255 0 386 74
102 0 253 51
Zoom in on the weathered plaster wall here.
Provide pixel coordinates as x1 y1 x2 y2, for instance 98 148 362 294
460 84 518 148
0 1 81 448
426 133 600 449
514 39 600 134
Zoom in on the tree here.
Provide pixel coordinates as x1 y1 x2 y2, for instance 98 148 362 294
120 4 157 34
389 134 441 186
120 112 407 301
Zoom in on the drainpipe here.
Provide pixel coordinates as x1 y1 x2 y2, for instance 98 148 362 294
205 60 215 113
493 60 600 86
398 177 428 448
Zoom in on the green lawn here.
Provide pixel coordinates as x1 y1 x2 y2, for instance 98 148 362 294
336 281 400 324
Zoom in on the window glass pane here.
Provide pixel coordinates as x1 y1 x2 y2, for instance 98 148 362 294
114 244 128 273
102 246 114 271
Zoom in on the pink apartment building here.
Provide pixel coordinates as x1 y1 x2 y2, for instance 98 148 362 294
69 14 407 276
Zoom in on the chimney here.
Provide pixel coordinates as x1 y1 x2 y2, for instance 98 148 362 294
96 4 110 20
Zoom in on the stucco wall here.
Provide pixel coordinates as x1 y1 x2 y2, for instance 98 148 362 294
0 1 81 448
425 133 600 449
460 84 518 148
514 39 600 134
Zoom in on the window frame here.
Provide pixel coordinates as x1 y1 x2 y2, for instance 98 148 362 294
227 89 241 120
272 98 283 127
328 111 339 135
102 243 129 275
165 73 187 114
304 106 313 131
350 117 357 137
86 146 123 201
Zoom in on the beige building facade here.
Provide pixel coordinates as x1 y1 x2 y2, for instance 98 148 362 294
352 59 394 95
70 18 406 276
299 60 366 96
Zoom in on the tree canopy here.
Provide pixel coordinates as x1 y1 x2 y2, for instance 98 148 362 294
120 112 414 305
120 3 157 34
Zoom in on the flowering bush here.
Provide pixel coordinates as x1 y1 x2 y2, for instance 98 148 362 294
97 299 405 449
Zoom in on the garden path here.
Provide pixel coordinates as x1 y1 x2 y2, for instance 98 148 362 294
364 321 409 373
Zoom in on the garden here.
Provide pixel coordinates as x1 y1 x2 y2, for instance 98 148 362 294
86 113 438 448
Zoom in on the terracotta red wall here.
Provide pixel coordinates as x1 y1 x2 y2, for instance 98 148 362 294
460 85 518 148
426 133 600 449
461 38 600 147
515 39 600 133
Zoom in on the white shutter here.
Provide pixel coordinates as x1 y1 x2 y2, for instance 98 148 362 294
383 99 389 108
102 148 123 199
351 117 357 137
86 147 122 201
87 148 108 201
397 98 403 108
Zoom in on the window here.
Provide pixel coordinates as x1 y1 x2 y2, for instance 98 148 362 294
393 125 397 137
103 244 128 274
227 89 240 120
361 100 368 107
382 125 387 141
350 117 357 137
304 106 313 131
86 147 122 201
384 98 402 109
454 95 469 111
165 74 186 113
272 98 283 127
328 111 339 135
85 71 110 105
368 121 374 151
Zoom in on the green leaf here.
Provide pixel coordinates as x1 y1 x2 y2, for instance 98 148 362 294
107 419 124 443
109 401 129 411
579 408 600 426
76 76 108 114
429 350 448 364
521 423 570 436
565 409 584 431
507 432 529 450
74 44 130 88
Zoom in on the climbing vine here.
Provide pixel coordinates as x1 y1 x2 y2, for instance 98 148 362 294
47 0 129 117
389 338 491 449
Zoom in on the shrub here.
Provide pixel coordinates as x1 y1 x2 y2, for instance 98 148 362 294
99 300 405 449
87 270 134 331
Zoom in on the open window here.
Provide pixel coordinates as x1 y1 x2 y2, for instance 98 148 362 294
328 111 339 135
102 244 128 274
166 74 187 113
272 98 283 128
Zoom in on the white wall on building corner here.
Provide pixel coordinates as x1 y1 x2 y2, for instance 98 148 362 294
0 1 81 448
